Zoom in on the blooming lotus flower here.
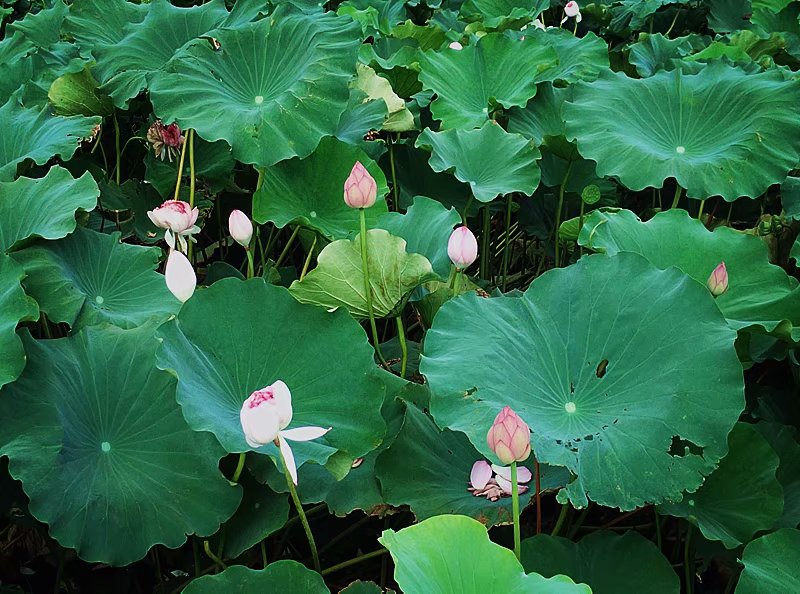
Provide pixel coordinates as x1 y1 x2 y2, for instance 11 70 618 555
707 261 728 297
147 200 200 252
344 162 377 209
487 406 531 464
228 210 253 248
561 0 582 23
448 225 479 270
240 380 331 485
164 249 196 303
449 41 463 50
468 459 532 500
147 120 184 162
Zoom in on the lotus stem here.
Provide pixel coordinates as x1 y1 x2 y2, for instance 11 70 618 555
300 235 317 281
188 129 196 262
203 539 226 572
246 249 255 279
321 548 389 577
260 541 268 568
551 503 569 536
480 206 491 280
502 195 513 291
172 127 189 201
578 199 586 258
670 183 682 209
281 450 321 573
274 225 300 269
665 8 682 37
395 315 408 379
113 112 121 185
388 133 399 211
231 452 246 483
554 161 573 268
684 524 694 594
534 456 542 534
359 208 388 366
511 461 521 560
697 199 705 221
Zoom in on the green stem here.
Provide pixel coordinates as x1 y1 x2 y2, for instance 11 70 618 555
654 508 662 551
274 226 300 269
551 504 570 536
388 134 399 211
113 112 121 185
554 161 573 268
511 461 521 560
300 235 317 281
192 538 201 577
360 208 388 367
231 452 246 483
256 167 265 192
246 249 255 280
203 539 226 572
187 129 196 262
670 183 682 209
282 449 321 573
665 8 681 37
501 195 513 291
684 524 694 594
321 548 388 577
534 456 542 534
726 201 734 226
172 128 189 201
697 199 705 221
567 505 591 539
578 199 586 258
260 540 268 568
395 315 408 379
462 194 474 225
480 205 491 281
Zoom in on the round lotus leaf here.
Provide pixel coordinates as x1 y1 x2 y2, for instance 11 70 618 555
48 66 112 116
628 34 709 78
421 252 744 510
508 83 577 161
579 208 800 341
11 227 180 331
289 229 438 319
735 529 800 593
0 254 38 389
523 29 610 85
458 0 547 26
150 11 360 168
0 325 241 565
754 422 800 529
564 63 800 200
418 32 558 128
522 531 679 594
156 278 386 462
658 422 783 549
64 0 148 55
253 137 389 241
379 515 591 594
182 561 329 593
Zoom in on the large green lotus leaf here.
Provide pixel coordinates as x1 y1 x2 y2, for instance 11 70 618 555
522 29 609 84
416 122 541 202
222 473 289 559
628 34 710 77
378 196 461 278
48 67 113 117
707 0 753 33
379 515 592 594
335 88 389 147
754 422 800 529
376 404 569 526
338 0 408 36
508 84 578 161
782 175 800 219
735 529 800 593
418 33 558 128
421 253 744 510
0 325 240 565
521 531 679 594
289 229 438 318
182 561 329 593
610 0 689 31
64 0 148 54
253 137 389 241
91 0 260 107
658 423 783 549
458 0 548 27
564 64 800 200
11 227 179 331
7 0 68 48
0 95 99 181
156 278 386 459
0 255 38 389
0 166 98 252
150 12 360 168
579 209 800 341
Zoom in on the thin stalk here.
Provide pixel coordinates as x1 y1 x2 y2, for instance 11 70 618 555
697 199 705 221
256 167 265 192
654 508 662 551
192 538 201 577
501 195 513 291
360 208 388 366
670 183 682 209
388 134 399 211
534 457 542 534
282 451 321 573
511 462 521 560
300 235 317 281
274 226 300 269
573 19 577 35
462 195 474 225
246 250 255 279
480 206 491 281
261 541 268 568
554 161 573 268
321 548 388 577
578 200 586 258
551 504 570 536
172 130 189 201
726 201 734 226
448 264 457 290
113 112 122 185
665 8 681 37
684 524 694 594
567 505 591 539
203 540 226 572
231 453 246 483
395 315 408 379
187 129 196 262
317 515 373 556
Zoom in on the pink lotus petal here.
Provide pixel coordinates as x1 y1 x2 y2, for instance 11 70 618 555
491 464 533 484
281 426 331 442
470 460 492 490
278 434 298 486
495 474 513 494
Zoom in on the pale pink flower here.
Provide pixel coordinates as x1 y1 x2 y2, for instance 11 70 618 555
487 406 531 464
449 41 463 50
561 1 582 23
344 162 377 209
447 225 478 270
228 210 253 248
147 200 200 252
707 261 728 297
470 460 492 490
468 459 532 500
147 120 184 162
164 250 196 303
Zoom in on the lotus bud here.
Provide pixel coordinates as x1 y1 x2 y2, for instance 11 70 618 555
449 41 463 50
240 380 293 448
487 406 531 465
228 209 253 248
707 261 728 297
165 250 196 303
564 1 580 16
343 161 377 209
447 225 478 270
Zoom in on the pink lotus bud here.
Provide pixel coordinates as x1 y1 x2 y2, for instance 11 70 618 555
147 200 199 234
447 225 478 270
564 1 580 17
487 406 531 465
228 209 253 248
449 41 463 50
165 250 196 303
470 460 492 490
707 261 728 297
343 161 377 209
240 380 293 448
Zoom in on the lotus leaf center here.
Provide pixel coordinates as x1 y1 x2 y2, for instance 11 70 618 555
95 296 105 305
565 401 577 414
101 441 112 453
676 146 686 154
254 95 264 105
310 211 317 218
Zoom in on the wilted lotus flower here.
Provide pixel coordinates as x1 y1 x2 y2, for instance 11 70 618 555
147 120 185 162
344 162 377 209
448 225 478 270
492 464 532 494
240 380 331 485
164 249 196 303
707 261 729 297
468 459 532 501
561 0 582 23
449 41 463 50
487 406 531 465
228 209 253 248
147 200 200 252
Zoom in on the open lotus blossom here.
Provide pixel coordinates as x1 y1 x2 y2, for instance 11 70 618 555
164 249 196 303
344 161 377 209
228 209 253 248
147 120 185 162
707 261 729 297
447 225 478 270
468 460 532 501
487 406 531 464
240 380 331 485
561 0 582 23
147 200 200 253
